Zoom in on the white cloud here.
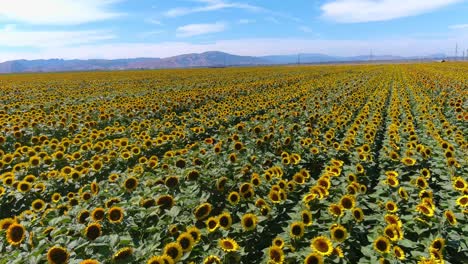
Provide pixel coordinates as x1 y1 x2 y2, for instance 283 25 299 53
0 28 115 48
164 0 263 17
299 26 313 33
265 17 280 24
321 0 463 23
238 19 255 24
176 22 226 37
146 18 163 25
449 24 468 29
0 0 122 25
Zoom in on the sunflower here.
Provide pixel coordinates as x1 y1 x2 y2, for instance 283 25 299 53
444 210 457 226
147 256 167 264
386 176 399 188
304 252 324 264
301 210 313 226
415 177 428 189
218 212 232 229
123 176 138 192
329 203 344 218
383 224 400 241
227 191 240 205
0 218 16 230
401 157 416 166
452 177 467 192
340 195 355 210
186 226 202 243
156 195 175 210
91 207 105 221
216 176 228 191
456 195 468 207
80 259 100 264
268 245 284 263
421 168 430 179
416 204 434 217
398 187 409 201
356 164 365 174
330 224 347 242
373 236 391 254
352 207 364 222
17 181 32 193
108 206 124 223
113 247 133 262
206 216 219 232
290 221 305 239
90 182 99 194
194 203 212 220
177 232 195 252
430 238 445 252
333 246 344 258
429 248 444 261
272 237 285 248
6 223 26 246
219 237 239 252
84 222 101 240
385 201 398 213
241 213 257 232
384 214 402 228
47 246 69 264
310 236 333 256
165 176 179 188
164 242 183 262
203 255 221 264
269 190 281 203
393 246 405 260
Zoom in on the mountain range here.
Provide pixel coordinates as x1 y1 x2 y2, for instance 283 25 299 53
0 51 448 73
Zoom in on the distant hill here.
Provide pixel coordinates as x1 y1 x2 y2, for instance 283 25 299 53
0 51 448 73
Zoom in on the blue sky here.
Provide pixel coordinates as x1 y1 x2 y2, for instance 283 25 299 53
0 0 468 61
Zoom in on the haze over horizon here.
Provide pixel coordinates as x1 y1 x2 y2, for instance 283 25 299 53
1 0 468 63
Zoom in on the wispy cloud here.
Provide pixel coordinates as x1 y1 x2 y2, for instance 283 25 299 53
176 22 226 37
265 17 280 24
238 19 255 24
0 27 115 48
146 18 163 25
449 24 468 29
0 0 122 25
165 0 262 17
321 0 463 23
299 26 313 33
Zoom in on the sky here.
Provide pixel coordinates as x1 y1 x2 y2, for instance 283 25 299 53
0 0 468 61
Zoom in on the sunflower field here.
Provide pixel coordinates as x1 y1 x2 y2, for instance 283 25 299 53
0 63 466 264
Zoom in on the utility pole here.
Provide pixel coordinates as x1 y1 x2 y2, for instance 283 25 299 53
455 43 458 61
297 53 300 65
369 49 373 62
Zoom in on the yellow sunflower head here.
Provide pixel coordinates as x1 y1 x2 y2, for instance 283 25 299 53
373 236 391 254
177 232 195 252
241 213 258 232
6 223 26 246
163 242 183 262
47 246 70 264
289 221 305 239
219 237 239 252
310 236 333 256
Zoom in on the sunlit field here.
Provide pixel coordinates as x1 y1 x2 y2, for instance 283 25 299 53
0 63 466 264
